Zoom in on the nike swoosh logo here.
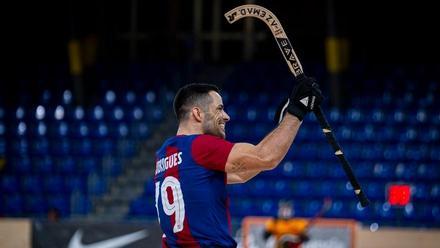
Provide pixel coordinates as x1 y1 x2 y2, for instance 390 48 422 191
68 229 148 248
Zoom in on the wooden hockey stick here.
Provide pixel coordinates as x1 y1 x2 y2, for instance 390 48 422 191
225 4 370 207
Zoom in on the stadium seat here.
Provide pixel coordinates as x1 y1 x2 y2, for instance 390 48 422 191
33 156 54 174
24 194 47 216
10 156 32 173
70 190 90 215
50 138 70 156
72 138 92 156
43 175 65 194
2 194 23 215
1 175 19 194
20 175 43 194
30 138 50 156
87 173 107 196
78 157 99 174
102 156 123 178
47 195 69 216
65 175 86 193
54 156 76 175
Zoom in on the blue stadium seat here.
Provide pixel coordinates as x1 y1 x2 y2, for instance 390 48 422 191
110 123 129 139
227 184 248 197
349 201 372 220
0 122 5 136
24 194 47 215
374 202 396 220
102 156 122 177
1 175 19 194
53 105 66 121
70 122 89 138
78 157 99 174
149 105 164 122
292 181 314 197
50 138 70 156
49 121 69 138
122 91 136 106
229 198 256 217
90 123 109 138
0 138 5 156
431 184 440 199
248 179 272 198
371 109 386 124
30 138 49 156
47 195 69 216
70 190 90 215
272 180 291 198
412 183 430 201
15 107 26 121
130 122 150 140
94 139 114 156
116 139 136 158
67 106 85 121
108 106 125 122
305 162 329 178
280 161 305 178
43 175 65 194
87 105 105 122
257 199 277 216
30 122 47 137
62 90 73 105
65 176 86 193
33 156 54 174
72 138 92 156
20 175 43 194
373 162 395 178
420 127 439 143
54 156 76 175
142 91 157 105
300 200 323 217
13 121 28 138
104 90 116 105
87 173 107 196
334 181 355 198
365 182 385 200
128 106 144 122
2 194 23 215
10 156 32 173
395 163 417 180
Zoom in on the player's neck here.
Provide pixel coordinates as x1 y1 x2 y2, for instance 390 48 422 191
176 122 203 136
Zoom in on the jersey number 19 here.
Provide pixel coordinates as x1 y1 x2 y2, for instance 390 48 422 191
155 176 185 233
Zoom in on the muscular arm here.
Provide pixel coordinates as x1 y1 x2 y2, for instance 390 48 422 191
226 114 301 183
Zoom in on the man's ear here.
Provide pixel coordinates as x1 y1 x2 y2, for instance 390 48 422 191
191 107 203 122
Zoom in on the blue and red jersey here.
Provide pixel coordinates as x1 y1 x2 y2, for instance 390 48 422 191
154 134 237 247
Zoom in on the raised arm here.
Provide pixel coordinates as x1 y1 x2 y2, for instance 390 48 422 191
226 114 301 183
226 76 323 183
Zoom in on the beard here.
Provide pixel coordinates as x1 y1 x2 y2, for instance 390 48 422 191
202 114 225 139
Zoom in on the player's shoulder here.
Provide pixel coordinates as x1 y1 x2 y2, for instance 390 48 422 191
156 135 198 153
193 134 229 143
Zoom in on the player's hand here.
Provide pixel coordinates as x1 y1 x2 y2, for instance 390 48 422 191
275 75 323 123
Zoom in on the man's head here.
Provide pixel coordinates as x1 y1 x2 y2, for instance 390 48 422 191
173 83 230 139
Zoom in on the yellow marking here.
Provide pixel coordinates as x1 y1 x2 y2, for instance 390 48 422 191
355 189 361 194
323 128 331 133
335 150 343 155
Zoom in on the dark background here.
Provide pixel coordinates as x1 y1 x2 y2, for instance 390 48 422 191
1 0 439 99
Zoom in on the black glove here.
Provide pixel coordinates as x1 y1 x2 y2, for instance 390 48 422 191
275 75 323 122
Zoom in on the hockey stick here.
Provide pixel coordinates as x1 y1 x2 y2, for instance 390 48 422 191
225 5 370 207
